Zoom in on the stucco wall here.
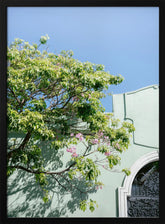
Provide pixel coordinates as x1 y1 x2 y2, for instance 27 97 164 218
7 85 159 217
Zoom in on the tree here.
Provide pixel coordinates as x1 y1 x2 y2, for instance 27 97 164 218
7 35 135 212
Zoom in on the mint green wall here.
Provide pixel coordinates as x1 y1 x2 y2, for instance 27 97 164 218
7 85 159 217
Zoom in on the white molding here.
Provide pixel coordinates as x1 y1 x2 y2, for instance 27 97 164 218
118 150 159 217
112 84 158 96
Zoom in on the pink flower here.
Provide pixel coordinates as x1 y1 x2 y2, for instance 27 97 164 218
67 148 72 153
67 146 76 153
95 185 103 190
72 152 78 157
70 133 74 137
71 146 76 153
75 133 84 141
76 133 82 138
92 139 99 144
88 94 91 99
79 136 84 141
81 93 84 97
105 151 111 156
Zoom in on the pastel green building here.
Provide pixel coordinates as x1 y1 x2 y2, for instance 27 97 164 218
7 84 159 217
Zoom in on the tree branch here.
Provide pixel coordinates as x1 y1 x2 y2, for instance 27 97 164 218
7 131 32 159
8 161 76 175
51 174 69 191
8 86 21 105
18 131 32 150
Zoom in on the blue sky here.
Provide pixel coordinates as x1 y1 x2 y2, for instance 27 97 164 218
7 7 159 112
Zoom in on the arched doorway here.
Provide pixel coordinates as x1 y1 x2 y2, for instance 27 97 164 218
127 161 159 217
118 151 159 217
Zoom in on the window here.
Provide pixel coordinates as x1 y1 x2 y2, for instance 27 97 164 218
118 151 159 217
127 161 159 217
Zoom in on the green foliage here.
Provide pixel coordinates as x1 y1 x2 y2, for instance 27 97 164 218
107 155 121 169
7 35 134 212
35 173 48 186
7 166 15 177
69 157 101 181
80 199 98 212
40 34 50 44
122 168 131 176
79 200 87 212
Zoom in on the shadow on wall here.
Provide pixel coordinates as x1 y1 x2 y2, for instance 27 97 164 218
7 140 97 217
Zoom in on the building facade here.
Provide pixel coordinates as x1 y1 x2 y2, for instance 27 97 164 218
7 85 159 217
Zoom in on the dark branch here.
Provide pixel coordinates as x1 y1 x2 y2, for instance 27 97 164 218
8 86 21 105
51 174 69 191
8 161 76 175
18 131 32 150
7 131 32 159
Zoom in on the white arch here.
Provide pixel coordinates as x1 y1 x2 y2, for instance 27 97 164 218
118 150 159 217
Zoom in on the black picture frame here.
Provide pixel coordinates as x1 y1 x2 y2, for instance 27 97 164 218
0 1 163 223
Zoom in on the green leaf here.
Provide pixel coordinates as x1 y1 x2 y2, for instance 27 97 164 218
122 168 131 176
43 196 49 203
80 200 87 212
